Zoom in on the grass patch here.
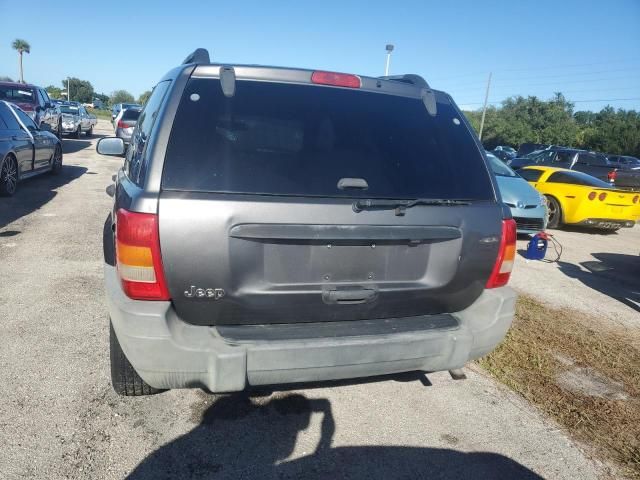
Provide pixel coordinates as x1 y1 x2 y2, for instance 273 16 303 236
478 295 640 478
91 109 112 121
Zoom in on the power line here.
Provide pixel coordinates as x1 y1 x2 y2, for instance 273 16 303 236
457 97 640 106
428 57 640 82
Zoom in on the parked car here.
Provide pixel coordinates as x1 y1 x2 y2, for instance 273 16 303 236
59 103 97 137
113 107 142 145
608 155 640 170
111 103 141 124
486 152 546 234
0 101 63 196
96 48 517 396
516 143 551 157
0 82 62 138
508 148 640 191
519 166 639 230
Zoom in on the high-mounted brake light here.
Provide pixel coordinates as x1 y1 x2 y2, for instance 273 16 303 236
587 191 597 200
116 209 170 300
486 219 517 289
311 71 361 88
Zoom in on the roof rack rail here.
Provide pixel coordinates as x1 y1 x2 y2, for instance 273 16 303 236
182 48 210 65
378 74 430 89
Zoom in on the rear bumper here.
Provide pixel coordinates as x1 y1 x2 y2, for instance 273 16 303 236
573 218 636 229
105 265 516 392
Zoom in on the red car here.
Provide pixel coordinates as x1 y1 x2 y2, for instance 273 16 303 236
0 82 62 138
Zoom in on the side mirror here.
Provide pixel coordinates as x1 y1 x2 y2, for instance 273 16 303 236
97 137 125 156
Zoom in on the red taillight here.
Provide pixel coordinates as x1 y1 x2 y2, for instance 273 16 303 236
598 192 607 201
115 209 170 300
311 71 361 88
486 219 517 289
588 191 597 200
117 120 129 129
608 170 617 181
633 195 639 204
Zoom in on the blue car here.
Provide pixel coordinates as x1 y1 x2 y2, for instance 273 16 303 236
486 152 548 234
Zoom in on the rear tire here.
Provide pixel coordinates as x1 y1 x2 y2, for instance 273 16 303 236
72 126 80 139
56 120 62 139
545 195 562 229
110 321 163 396
50 145 63 175
86 125 93 137
0 155 18 197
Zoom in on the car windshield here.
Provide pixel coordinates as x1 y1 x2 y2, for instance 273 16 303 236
60 106 79 114
162 79 495 200
0 85 35 104
487 153 518 177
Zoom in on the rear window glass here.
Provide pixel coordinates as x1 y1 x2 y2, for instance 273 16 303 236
162 79 494 200
519 169 544 182
547 170 611 187
122 109 141 120
0 85 35 104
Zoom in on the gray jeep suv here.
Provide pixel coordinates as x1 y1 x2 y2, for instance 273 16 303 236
98 48 517 396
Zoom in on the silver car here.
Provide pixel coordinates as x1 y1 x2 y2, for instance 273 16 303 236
114 107 141 145
487 152 547 234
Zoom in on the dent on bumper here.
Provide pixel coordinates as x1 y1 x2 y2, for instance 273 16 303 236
105 265 516 392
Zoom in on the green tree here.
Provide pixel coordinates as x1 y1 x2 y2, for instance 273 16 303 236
11 39 30 83
64 78 94 103
46 85 63 99
111 90 135 104
138 90 152 105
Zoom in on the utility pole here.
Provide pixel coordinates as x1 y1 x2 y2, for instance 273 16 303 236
384 44 394 76
67 77 71 102
478 72 492 141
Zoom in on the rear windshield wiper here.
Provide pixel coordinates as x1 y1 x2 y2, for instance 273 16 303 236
353 198 471 216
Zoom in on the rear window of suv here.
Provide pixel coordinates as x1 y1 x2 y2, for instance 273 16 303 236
162 78 494 200
0 85 35 104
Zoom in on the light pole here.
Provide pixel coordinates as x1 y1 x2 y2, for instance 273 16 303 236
384 44 394 76
67 77 71 102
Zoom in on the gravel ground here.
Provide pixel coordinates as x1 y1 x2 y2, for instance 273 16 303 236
0 121 609 479
511 226 640 332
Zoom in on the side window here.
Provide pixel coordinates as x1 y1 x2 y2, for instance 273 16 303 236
79 106 86 116
518 169 544 182
554 152 573 164
41 89 51 105
536 151 554 163
127 80 171 185
36 89 46 107
547 172 576 184
0 103 21 130
0 112 7 130
13 107 38 130
577 153 595 165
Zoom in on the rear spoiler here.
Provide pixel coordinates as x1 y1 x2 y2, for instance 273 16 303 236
183 48 210 65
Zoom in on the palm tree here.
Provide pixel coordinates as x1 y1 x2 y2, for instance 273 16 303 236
12 39 31 83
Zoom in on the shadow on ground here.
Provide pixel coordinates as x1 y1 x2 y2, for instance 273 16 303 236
557 253 640 313
0 165 87 229
128 391 542 480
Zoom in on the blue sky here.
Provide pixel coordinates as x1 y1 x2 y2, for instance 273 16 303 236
1 0 638 112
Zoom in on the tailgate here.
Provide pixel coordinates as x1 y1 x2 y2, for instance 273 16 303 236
159 194 502 326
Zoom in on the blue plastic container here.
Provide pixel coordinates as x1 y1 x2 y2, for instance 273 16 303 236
526 233 548 260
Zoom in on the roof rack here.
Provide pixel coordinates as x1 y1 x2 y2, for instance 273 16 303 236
182 48 211 65
378 74 430 89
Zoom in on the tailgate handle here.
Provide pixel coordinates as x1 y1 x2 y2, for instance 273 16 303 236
337 177 368 190
324 289 377 305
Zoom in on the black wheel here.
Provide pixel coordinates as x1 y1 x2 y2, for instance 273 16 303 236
0 155 18 197
545 195 562 229
110 321 163 396
56 120 62 139
86 125 93 137
50 145 63 175
72 126 80 139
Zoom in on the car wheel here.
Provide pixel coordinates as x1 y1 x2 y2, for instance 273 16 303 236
0 155 18 197
110 321 163 396
71 126 79 139
56 120 62 139
50 145 63 175
545 195 562 229
86 125 93 137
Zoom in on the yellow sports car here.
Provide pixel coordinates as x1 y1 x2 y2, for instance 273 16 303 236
518 166 640 230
